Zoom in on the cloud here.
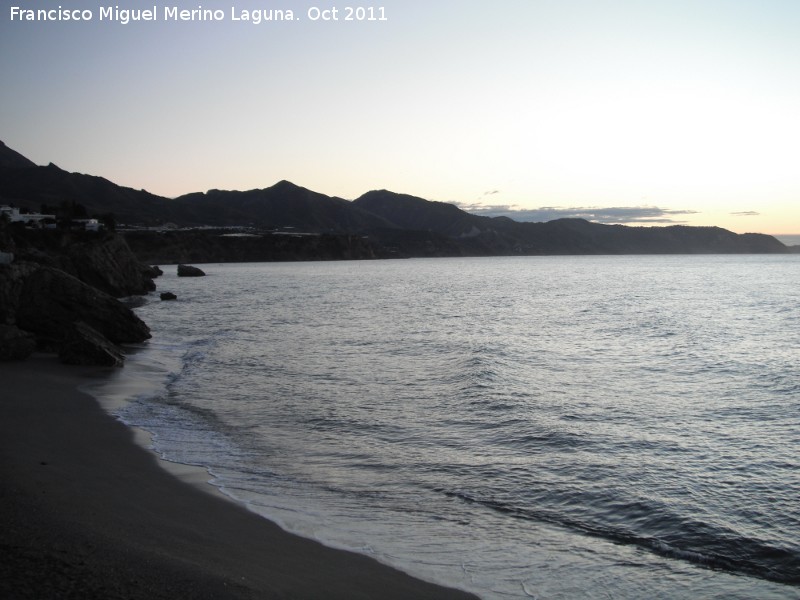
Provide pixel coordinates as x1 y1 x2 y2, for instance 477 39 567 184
730 211 760 216
456 203 699 225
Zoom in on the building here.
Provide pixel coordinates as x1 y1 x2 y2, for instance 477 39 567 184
0 205 56 228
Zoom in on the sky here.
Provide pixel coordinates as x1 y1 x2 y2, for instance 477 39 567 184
2 0 799 236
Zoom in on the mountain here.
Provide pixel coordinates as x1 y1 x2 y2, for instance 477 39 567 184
0 141 789 257
0 141 37 169
0 161 178 225
171 181 393 231
354 190 488 237
353 189 787 255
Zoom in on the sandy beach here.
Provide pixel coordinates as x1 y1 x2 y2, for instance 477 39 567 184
0 355 478 599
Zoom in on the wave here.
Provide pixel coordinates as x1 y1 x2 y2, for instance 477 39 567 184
437 488 800 585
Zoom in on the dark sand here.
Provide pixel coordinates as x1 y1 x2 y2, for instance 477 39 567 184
0 356 478 599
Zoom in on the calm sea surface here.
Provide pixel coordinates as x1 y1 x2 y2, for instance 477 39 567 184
93 256 800 599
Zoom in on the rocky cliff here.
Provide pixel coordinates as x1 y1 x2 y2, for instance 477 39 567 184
8 228 156 296
124 229 379 264
0 222 154 364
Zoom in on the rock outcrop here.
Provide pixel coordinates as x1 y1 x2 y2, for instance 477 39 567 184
0 262 150 364
63 233 157 296
160 292 177 301
8 229 156 297
177 264 205 277
14 266 151 347
0 181 156 365
59 321 125 367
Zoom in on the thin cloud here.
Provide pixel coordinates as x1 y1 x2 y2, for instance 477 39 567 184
730 211 760 216
457 203 699 225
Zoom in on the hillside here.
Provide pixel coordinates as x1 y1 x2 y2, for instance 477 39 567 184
0 162 178 225
171 181 393 231
0 142 789 258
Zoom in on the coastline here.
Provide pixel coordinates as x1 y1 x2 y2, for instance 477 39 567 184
0 355 478 599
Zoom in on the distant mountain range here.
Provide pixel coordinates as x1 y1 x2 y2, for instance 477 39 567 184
0 140 791 257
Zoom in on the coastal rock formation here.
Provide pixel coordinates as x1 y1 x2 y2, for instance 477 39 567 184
177 264 205 277
59 321 125 367
14 266 151 347
160 292 177 301
0 214 155 365
0 262 150 364
125 230 380 264
9 229 156 297
63 233 157 296
0 261 38 326
0 324 36 361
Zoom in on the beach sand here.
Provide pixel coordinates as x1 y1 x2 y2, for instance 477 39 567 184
0 355 478 599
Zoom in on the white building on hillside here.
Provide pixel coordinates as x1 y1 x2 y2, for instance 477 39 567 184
0 205 56 227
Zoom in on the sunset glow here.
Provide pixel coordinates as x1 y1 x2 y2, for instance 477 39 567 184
2 0 799 235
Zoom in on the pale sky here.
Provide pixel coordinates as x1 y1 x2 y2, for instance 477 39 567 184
2 0 799 235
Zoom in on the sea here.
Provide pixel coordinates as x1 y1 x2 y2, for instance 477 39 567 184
88 255 800 599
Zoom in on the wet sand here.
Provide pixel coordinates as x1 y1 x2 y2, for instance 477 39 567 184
0 355 478 599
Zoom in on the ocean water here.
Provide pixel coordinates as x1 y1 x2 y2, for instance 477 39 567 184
94 256 799 599
775 235 800 248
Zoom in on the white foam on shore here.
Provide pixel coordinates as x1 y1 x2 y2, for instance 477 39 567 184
129 425 223 494
81 344 230 501
79 343 172 412
78 346 476 597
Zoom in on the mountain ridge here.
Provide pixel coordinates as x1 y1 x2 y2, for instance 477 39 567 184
0 141 789 257
0 141 37 169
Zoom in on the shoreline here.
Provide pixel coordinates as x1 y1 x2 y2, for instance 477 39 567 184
0 355 478 599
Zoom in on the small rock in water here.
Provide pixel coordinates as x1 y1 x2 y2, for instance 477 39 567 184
160 292 177 301
177 264 205 277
